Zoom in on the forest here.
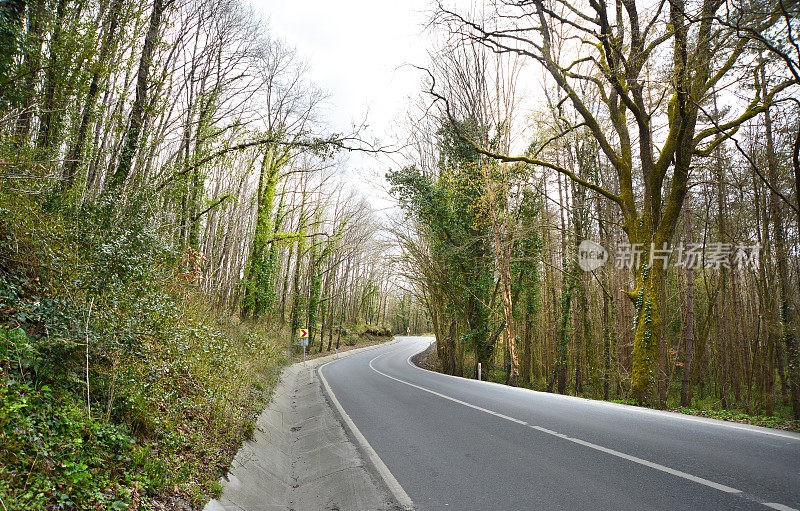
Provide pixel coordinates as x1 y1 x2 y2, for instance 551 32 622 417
0 0 799 508
0 0 404 507
389 0 799 424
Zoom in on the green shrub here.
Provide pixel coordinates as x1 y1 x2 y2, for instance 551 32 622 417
0 191 290 509
1 329 140 510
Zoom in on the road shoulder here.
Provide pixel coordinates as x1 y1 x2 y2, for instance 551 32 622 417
204 340 403 511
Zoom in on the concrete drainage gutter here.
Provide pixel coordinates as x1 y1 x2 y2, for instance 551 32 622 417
204 340 409 511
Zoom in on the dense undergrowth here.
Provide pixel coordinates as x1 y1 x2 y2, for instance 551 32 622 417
0 190 290 510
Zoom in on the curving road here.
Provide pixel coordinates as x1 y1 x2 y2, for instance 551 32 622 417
318 336 800 511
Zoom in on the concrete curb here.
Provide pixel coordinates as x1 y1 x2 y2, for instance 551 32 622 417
203 339 401 511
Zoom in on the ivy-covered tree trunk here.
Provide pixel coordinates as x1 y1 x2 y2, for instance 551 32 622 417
552 263 576 395
521 310 531 385
241 146 289 320
680 201 695 407
571 174 589 395
466 245 493 376
289 201 307 340
306 230 323 351
630 256 664 403
602 276 612 401
521 285 537 387
445 317 457 376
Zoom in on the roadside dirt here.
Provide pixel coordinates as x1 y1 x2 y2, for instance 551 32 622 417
409 341 439 372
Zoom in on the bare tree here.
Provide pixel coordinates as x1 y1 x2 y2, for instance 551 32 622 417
435 0 794 402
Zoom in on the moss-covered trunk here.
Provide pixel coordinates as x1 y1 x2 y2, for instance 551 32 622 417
306 239 321 350
631 256 665 404
241 146 287 320
289 201 307 340
521 310 532 386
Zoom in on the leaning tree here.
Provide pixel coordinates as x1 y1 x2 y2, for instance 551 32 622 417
436 0 796 403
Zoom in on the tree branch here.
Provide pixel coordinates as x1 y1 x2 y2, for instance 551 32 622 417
191 194 230 222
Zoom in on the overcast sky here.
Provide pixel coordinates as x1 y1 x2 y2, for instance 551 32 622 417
255 1 433 133
248 0 467 207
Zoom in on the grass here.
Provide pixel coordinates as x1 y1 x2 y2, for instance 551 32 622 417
0 189 293 509
0 188 400 510
1 306 291 510
668 407 799 431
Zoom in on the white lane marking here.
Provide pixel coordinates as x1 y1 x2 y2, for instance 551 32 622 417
530 426 740 493
405 342 800 443
372 350 751 497
764 503 799 511
318 355 414 510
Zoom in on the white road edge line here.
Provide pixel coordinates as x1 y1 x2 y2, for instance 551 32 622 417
371 348 799 511
318 353 415 511
764 504 800 511
405 341 800 442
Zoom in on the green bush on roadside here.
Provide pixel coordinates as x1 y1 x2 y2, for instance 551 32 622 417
0 190 290 509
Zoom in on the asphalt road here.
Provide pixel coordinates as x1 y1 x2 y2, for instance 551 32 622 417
318 336 800 511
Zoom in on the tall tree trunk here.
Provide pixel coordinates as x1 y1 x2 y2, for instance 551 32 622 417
319 259 333 352
715 141 729 410
630 252 666 404
763 68 800 419
490 199 519 385
108 0 168 190
62 0 122 190
598 194 613 401
680 201 695 407
602 276 612 400
522 308 532 386
553 267 575 395
290 202 307 341
335 258 351 350
754 171 777 415
446 318 457 376
35 0 67 156
306 231 322 352
14 0 44 147
571 177 588 395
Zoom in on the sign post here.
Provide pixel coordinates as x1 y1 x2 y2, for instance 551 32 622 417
299 329 310 380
